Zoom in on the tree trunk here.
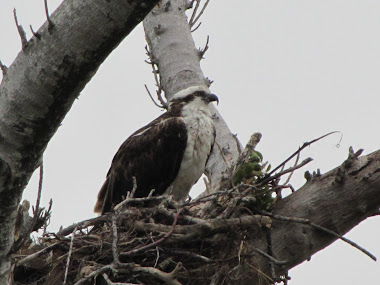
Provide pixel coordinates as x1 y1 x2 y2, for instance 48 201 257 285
270 150 380 275
0 0 159 282
143 0 242 192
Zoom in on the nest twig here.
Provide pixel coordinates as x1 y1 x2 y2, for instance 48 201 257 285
12 191 273 285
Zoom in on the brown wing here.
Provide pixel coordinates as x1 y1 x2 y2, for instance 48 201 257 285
94 115 188 214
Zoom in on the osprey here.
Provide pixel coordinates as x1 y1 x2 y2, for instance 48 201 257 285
94 90 218 214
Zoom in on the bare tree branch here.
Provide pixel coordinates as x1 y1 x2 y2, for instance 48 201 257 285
13 9 28 49
63 227 77 285
43 0 54 30
0 60 8 75
0 1 161 282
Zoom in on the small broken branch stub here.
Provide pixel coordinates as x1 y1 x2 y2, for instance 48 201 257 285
13 9 28 50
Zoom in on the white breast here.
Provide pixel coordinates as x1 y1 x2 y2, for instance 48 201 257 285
165 97 215 201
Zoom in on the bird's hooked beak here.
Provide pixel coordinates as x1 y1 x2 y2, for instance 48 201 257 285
206 93 219 105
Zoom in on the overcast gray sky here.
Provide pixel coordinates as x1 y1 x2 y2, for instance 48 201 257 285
1 0 379 284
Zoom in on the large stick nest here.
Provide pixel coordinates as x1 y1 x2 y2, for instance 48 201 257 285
12 187 277 285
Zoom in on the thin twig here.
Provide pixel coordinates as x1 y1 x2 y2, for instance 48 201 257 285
43 199 53 234
74 264 133 285
181 187 241 207
311 222 377 261
258 157 313 186
145 84 164 108
270 184 295 196
74 265 113 285
16 243 60 266
189 0 201 27
102 273 115 284
13 9 28 49
102 273 137 285
30 25 41 40
154 244 160 268
190 22 202 33
260 211 377 261
11 162 45 253
155 85 167 109
283 149 301 186
125 176 138 199
63 227 78 284
32 161 44 230
114 194 167 212
170 262 183 278
203 177 211 195
198 35 209 58
57 214 109 237
263 131 340 180
215 141 231 168
145 46 167 109
133 265 183 285
44 0 54 30
246 263 274 284
166 249 212 263
111 215 120 264
0 59 8 75
154 206 206 224
190 0 211 28
148 189 155 197
233 134 243 155
252 247 288 266
238 239 244 264
102 273 113 284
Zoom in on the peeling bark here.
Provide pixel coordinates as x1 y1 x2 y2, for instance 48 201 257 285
0 0 160 282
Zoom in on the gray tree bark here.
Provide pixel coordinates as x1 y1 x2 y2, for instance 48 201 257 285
270 149 380 275
0 0 159 282
207 149 380 284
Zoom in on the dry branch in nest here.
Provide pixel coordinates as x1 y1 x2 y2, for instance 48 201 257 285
11 133 376 285
12 195 274 285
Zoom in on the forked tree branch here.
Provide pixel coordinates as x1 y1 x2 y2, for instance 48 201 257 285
0 0 160 282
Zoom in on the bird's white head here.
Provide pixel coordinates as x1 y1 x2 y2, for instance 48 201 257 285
168 87 219 112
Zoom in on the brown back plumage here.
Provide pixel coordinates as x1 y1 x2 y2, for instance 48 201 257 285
94 111 188 214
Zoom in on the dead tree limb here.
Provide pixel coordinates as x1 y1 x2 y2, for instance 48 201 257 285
0 1 161 283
